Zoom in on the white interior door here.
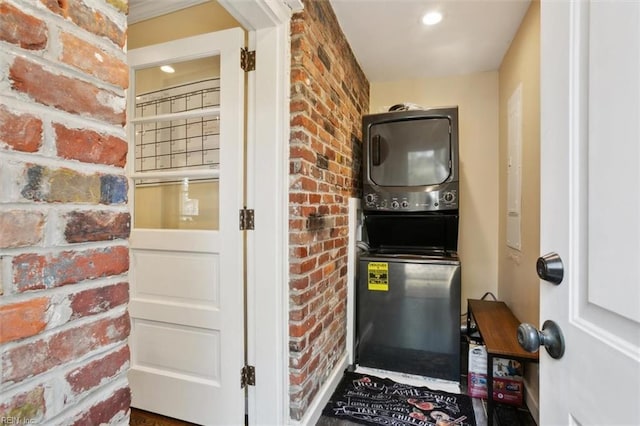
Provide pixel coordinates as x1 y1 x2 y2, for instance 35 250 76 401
126 28 245 425
540 1 640 424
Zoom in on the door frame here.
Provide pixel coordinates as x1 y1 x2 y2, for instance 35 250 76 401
219 1 302 424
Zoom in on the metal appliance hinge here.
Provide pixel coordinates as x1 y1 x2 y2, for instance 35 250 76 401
239 208 255 230
241 365 256 388
241 48 256 71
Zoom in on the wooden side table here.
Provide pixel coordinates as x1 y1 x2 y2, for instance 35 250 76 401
467 299 539 426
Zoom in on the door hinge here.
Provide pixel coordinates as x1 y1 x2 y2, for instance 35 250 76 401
241 48 255 72
241 365 256 388
239 208 255 230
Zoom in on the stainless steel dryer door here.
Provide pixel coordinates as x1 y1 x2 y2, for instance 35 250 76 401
369 117 451 187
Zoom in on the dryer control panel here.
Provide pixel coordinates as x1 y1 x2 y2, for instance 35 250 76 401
363 182 458 212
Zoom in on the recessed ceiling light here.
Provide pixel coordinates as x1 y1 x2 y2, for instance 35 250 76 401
160 65 175 73
422 11 443 26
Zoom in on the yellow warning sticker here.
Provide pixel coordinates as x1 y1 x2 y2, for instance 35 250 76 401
367 262 389 291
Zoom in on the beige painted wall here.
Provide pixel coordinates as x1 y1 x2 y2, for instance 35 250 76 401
134 56 220 94
128 1 240 49
497 0 540 418
370 73 500 310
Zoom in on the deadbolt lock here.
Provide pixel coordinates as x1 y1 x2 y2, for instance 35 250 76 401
536 252 564 285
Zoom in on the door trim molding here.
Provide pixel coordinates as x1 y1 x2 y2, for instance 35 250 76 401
218 1 297 424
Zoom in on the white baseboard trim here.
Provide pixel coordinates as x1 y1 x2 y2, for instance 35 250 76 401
290 354 348 426
523 377 539 425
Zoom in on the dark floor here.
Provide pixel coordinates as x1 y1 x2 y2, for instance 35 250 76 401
130 408 197 425
492 404 537 426
130 383 536 426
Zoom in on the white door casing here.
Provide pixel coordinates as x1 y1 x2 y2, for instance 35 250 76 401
219 1 302 423
127 28 245 425
540 1 640 424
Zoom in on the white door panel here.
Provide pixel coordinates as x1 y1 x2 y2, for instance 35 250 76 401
132 251 219 303
129 249 220 329
128 370 223 421
127 27 245 425
132 320 221 381
540 1 640 424
130 302 220 330
587 1 640 323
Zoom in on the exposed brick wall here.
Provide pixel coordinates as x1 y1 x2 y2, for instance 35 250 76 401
0 1 130 424
289 0 369 420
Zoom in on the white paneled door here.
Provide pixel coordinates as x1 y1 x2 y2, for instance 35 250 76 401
127 28 245 425
540 1 640 424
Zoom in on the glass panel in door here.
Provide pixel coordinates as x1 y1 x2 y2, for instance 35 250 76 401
131 56 221 230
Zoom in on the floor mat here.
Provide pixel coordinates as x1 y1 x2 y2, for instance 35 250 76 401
322 371 477 426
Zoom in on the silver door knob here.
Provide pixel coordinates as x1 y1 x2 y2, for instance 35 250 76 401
517 320 565 359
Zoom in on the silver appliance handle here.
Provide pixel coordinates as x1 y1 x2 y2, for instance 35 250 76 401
372 134 381 166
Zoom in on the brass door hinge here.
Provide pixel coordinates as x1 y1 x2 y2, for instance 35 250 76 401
241 48 256 71
240 208 255 230
241 365 256 388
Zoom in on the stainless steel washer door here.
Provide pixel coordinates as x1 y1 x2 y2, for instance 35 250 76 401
356 255 461 381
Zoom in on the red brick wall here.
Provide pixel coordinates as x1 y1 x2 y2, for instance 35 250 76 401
289 0 369 419
0 1 130 424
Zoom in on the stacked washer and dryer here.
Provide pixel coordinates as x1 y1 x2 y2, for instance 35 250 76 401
355 106 461 382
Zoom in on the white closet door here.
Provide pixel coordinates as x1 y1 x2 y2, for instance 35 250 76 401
540 2 640 424
127 28 245 425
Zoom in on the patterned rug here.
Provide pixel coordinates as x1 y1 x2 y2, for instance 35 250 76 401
322 371 476 426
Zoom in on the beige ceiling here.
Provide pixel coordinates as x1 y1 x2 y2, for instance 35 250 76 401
128 0 210 24
128 0 531 82
330 0 531 82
